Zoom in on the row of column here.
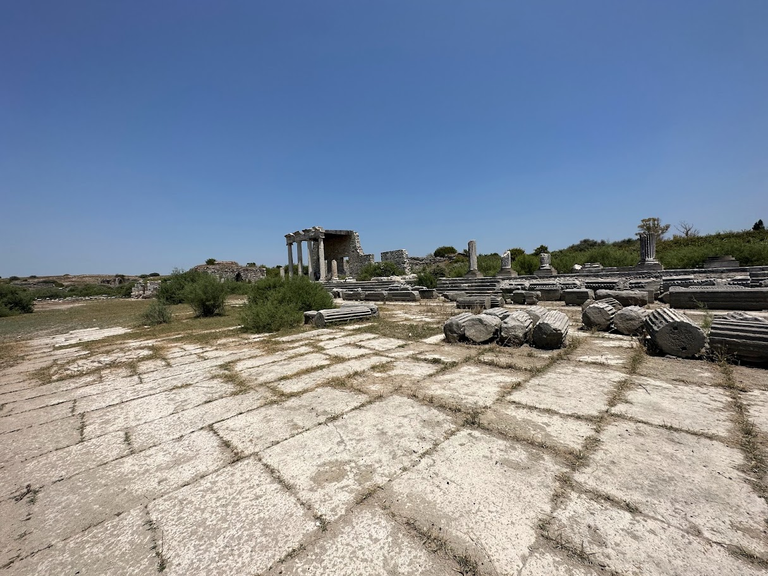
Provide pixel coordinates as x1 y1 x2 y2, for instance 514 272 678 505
286 238 328 280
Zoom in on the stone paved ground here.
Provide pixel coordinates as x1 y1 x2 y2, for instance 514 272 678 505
1 301 767 575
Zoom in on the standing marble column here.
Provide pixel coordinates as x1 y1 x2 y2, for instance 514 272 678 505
318 237 326 281
287 243 294 279
296 241 304 276
465 240 483 278
307 241 314 279
331 259 338 280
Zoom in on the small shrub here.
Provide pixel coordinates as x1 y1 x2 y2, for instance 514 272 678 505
205 258 217 265
356 262 404 281
0 284 34 316
158 269 205 305
183 274 226 317
416 270 437 289
141 300 172 325
512 254 539 275
433 246 458 258
8 276 20 282
477 253 501 277
241 276 334 333
148 272 160 277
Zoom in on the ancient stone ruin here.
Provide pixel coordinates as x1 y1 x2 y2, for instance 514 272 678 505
192 261 267 282
285 227 374 281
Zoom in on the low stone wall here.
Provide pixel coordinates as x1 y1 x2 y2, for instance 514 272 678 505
192 264 266 282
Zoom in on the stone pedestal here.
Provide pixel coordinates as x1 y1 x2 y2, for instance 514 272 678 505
534 252 557 277
464 240 483 278
497 250 518 277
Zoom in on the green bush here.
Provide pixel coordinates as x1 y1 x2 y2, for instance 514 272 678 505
512 254 539 276
0 284 34 317
507 248 525 261
477 253 501 277
433 246 458 258
205 258 217 265
141 300 172 325
148 272 160 277
356 262 405 281
183 274 227 317
241 276 334 333
158 269 205 305
416 270 437 289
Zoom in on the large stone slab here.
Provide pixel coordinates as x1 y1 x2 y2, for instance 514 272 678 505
129 388 274 451
149 457 316 576
0 430 129 499
268 504 458 575
84 380 236 440
17 430 231 557
519 549 603 576
271 355 390 394
611 376 733 437
405 364 525 411
239 353 332 386
382 429 564 575
574 420 768 557
481 401 597 453
348 359 441 396
508 364 626 417
549 491 766 576
214 387 369 456
0 401 75 434
0 416 81 466
261 395 455 521
4 507 157 576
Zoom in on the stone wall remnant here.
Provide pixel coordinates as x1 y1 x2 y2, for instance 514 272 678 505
131 280 160 299
192 262 266 283
380 250 411 274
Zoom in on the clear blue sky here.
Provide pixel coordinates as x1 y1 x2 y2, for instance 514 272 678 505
2 1 767 276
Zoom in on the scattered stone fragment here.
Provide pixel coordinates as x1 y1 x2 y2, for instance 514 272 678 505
668 286 768 311
645 308 706 358
464 314 502 344
443 312 473 343
595 296 623 311
482 307 511 321
595 289 649 307
522 305 549 327
709 314 768 363
563 288 594 306
613 305 649 335
582 301 617 331
314 306 377 327
532 310 569 349
511 290 540 305
456 296 503 309
498 310 533 347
